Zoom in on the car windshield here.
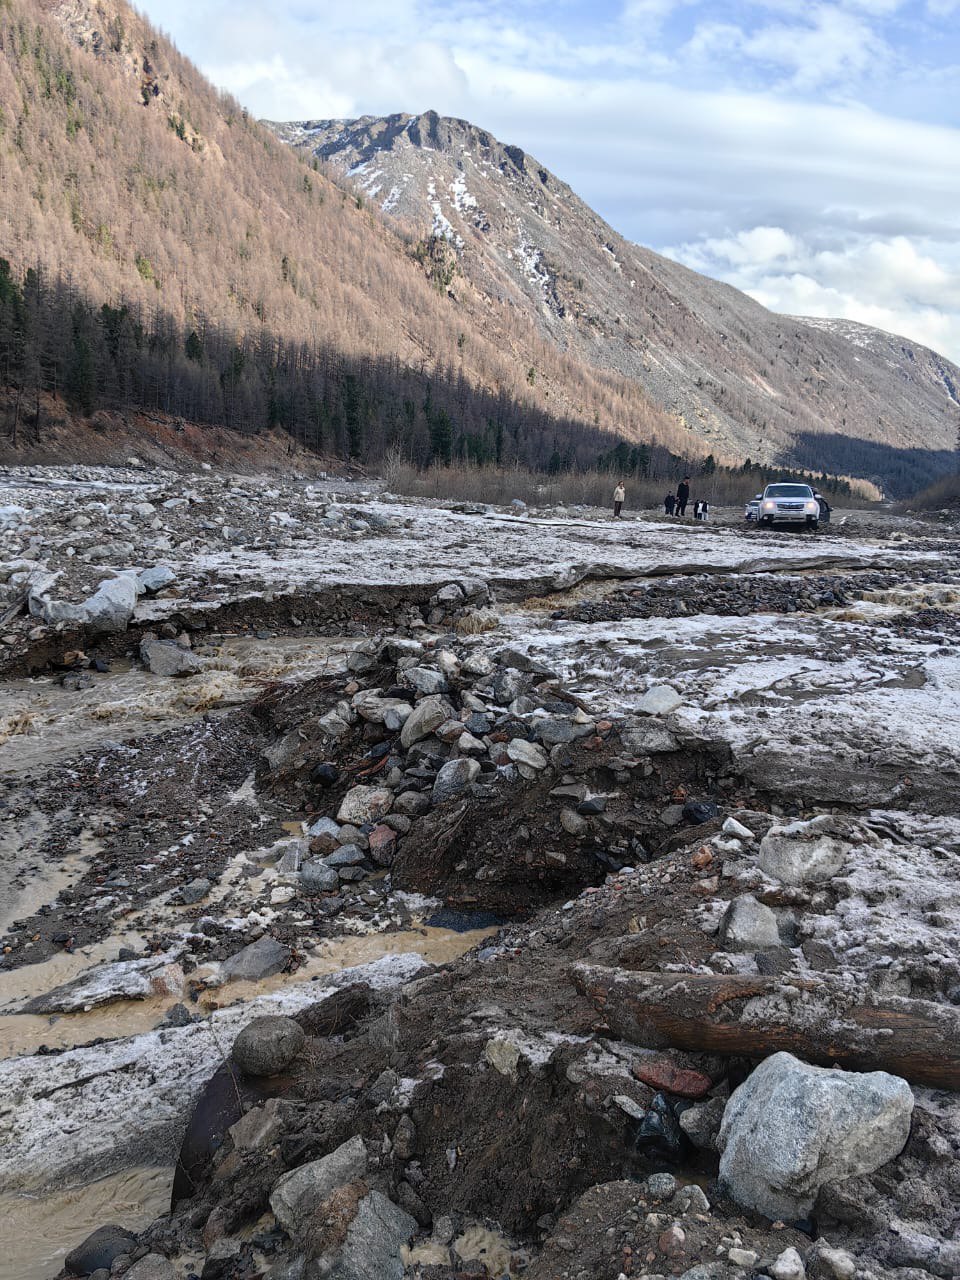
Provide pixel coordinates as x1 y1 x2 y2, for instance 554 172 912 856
765 484 813 498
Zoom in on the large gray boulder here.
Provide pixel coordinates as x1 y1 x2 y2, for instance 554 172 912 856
759 817 850 885
720 894 781 950
718 1051 913 1220
336 785 392 825
222 935 291 983
270 1136 368 1234
29 572 141 633
432 757 480 804
400 695 453 748
140 637 203 677
326 1190 417 1280
232 1016 305 1077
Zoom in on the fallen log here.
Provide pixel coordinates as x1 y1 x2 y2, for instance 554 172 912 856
571 963 960 1091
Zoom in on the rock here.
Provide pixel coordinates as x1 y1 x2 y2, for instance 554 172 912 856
140 637 203 677
30 572 141 633
324 1190 416 1280
645 1172 678 1200
400 695 454 748
637 685 682 715
806 1242 857 1280
232 1016 305 1077
124 1254 176 1280
432 757 480 804
402 666 448 695
136 565 176 594
770 1247 806 1280
323 845 367 869
658 1223 686 1258
727 1247 759 1268
461 652 493 678
65 1226 138 1275
678 1095 726 1152
300 861 341 894
311 763 340 787
759 817 850 885
229 1098 286 1152
535 715 594 746
672 1184 711 1215
722 816 755 842
619 721 680 754
21 947 184 1014
505 738 548 775
222 936 291 983
270 1136 368 1234
307 816 341 840
337 785 393 825
718 1051 914 1219
368 825 398 866
560 808 590 836
720 894 781 950
180 877 212 905
394 790 431 816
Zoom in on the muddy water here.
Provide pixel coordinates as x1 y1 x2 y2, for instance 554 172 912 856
0 926 494 1060
0 1166 173 1280
0 635 359 777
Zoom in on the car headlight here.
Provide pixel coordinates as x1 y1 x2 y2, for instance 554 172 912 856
762 501 775 510
805 501 818 512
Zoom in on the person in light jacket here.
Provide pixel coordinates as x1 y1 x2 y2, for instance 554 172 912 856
613 482 625 519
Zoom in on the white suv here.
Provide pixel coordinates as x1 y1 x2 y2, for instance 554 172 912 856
757 483 820 529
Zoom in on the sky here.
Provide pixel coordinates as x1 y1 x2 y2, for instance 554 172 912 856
139 0 960 362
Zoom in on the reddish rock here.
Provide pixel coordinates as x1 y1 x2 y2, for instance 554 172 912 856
691 846 713 870
368 824 397 867
631 1055 712 1099
658 1224 686 1258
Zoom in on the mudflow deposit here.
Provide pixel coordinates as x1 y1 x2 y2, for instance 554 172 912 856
1 463 960 1280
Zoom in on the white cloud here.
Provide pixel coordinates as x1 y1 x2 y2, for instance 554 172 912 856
665 227 960 359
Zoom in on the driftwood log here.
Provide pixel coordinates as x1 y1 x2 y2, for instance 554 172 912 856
571 963 960 1091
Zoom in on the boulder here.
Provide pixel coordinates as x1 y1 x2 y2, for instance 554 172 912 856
270 1136 368 1234
337 785 393 825
136 565 176 594
535 715 594 746
124 1254 176 1280
720 894 781 950
222 936 291 983
400 695 454 748
718 1051 914 1219
759 818 850 885
432 757 480 804
505 738 548 775
140 637 203 677
30 572 141 633
64 1226 138 1275
232 1016 305 1077
299 861 340 895
368 824 398 867
228 1098 286 1153
325 1190 416 1280
637 685 683 715
402 666 448 696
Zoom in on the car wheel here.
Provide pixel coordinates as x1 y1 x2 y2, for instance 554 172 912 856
806 518 818 531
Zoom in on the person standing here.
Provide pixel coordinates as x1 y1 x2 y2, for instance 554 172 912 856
613 481 625 519
676 476 690 517
664 491 676 516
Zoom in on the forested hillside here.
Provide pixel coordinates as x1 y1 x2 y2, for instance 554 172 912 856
0 0 693 468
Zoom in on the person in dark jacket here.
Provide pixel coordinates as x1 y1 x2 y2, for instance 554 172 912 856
664 492 676 516
675 477 690 517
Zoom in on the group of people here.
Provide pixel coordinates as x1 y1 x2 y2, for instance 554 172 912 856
611 476 708 521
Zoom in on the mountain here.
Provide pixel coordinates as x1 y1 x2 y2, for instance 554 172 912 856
271 111 960 487
0 0 688 471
